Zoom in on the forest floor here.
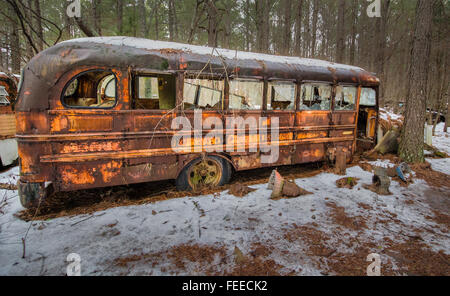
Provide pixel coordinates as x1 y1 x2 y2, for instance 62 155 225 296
0 120 448 276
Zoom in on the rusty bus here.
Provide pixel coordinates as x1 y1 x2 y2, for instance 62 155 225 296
0 72 18 167
15 37 379 208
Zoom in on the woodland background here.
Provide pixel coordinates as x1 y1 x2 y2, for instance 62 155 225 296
0 0 448 112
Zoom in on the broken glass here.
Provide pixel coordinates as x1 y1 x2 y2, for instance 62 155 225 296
335 86 357 111
300 83 331 111
229 79 263 110
183 78 223 110
267 82 296 110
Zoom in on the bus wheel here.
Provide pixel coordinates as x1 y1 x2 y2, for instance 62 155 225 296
18 181 47 209
176 156 231 191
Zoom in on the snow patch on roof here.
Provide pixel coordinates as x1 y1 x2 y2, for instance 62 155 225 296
62 37 364 72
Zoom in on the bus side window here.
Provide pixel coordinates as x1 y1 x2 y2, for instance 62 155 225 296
134 74 176 110
335 86 357 111
183 78 223 110
267 81 296 110
229 79 263 110
62 70 117 108
300 83 331 111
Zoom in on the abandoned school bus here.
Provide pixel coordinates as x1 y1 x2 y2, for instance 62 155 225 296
0 72 18 167
16 37 380 208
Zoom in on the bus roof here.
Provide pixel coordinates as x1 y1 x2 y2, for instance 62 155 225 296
17 37 379 111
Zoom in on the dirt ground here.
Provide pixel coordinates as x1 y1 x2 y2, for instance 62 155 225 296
5 152 448 276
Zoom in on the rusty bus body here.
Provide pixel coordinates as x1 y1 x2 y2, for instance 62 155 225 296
0 72 18 166
16 37 379 208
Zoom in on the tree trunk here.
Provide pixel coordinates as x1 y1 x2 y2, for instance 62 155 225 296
93 0 102 36
431 0 448 135
188 0 205 44
262 0 271 52
255 0 264 52
117 0 123 34
11 26 21 73
349 0 358 65
294 0 304 56
223 9 231 48
0 36 3 71
375 0 391 107
75 16 97 37
245 0 251 51
282 0 292 55
399 0 433 163
206 0 218 47
304 0 310 57
336 0 345 63
445 101 449 133
33 0 43 51
310 0 318 57
138 0 147 38
24 0 33 59
154 0 160 39
168 0 175 41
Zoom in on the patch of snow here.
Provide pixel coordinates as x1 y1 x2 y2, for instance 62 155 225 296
380 108 402 122
426 158 450 175
431 122 449 155
0 139 18 166
0 164 448 276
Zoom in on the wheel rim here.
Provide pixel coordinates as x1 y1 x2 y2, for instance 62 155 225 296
187 158 222 190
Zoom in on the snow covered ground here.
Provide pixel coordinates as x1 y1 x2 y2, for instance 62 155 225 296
0 123 448 276
380 108 403 123
426 122 449 174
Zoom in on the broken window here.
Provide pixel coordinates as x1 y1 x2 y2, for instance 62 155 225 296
300 83 331 111
183 78 223 110
335 86 357 111
0 86 10 105
267 81 296 110
360 88 376 106
134 74 176 110
229 79 263 110
62 70 117 108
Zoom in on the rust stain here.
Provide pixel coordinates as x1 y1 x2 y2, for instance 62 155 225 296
61 141 121 154
61 167 95 185
99 161 122 183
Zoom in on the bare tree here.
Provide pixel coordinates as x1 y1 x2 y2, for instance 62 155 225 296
349 0 358 65
154 0 160 39
310 0 318 57
33 0 43 51
282 0 292 55
205 0 219 47
399 0 433 163
375 0 391 106
244 0 251 51
139 0 147 38
117 0 123 34
10 5 20 73
93 0 102 36
168 0 176 41
188 0 206 43
336 0 345 63
294 0 304 56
